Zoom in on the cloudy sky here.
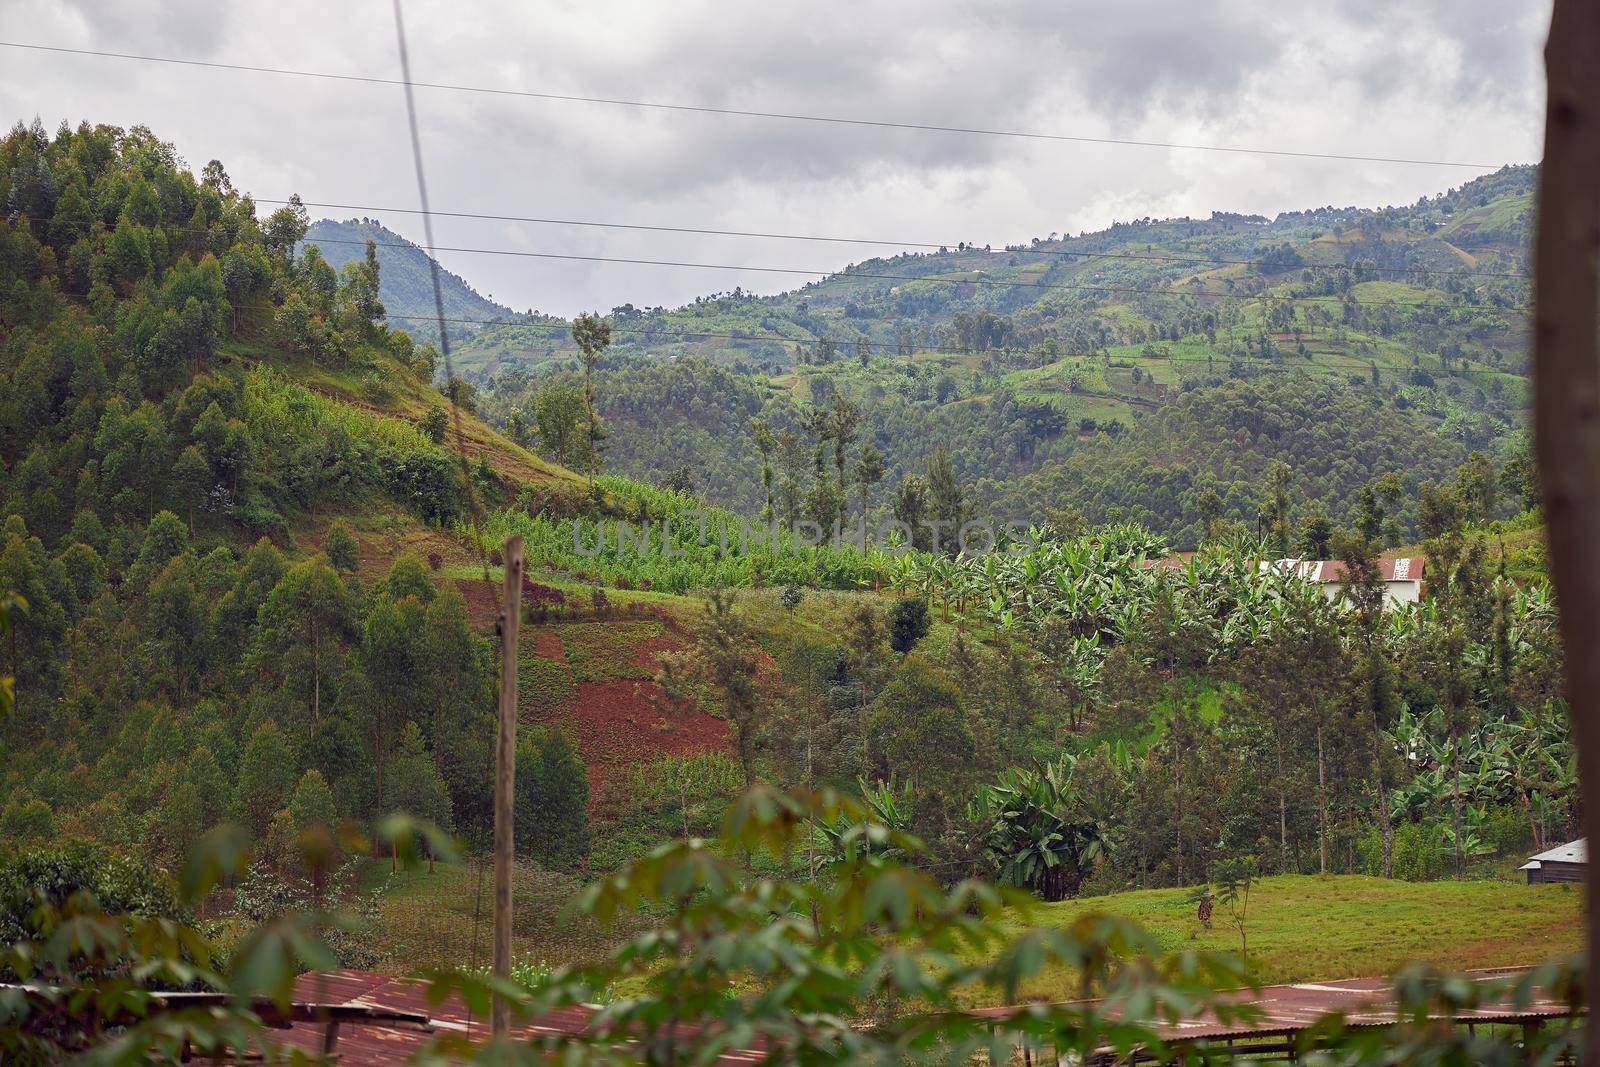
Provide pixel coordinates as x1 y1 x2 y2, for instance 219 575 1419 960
1 1 1550 317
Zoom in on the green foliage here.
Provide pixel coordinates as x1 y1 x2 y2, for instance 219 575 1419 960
428 786 1256 1064
384 722 452 834
1205 855 1258 964
0 839 181 952
236 721 295 835
288 769 338 834
242 367 467 523
420 404 448 444
888 597 930 652
305 217 511 349
562 620 662 682
517 651 573 717
868 655 977 838
514 728 590 873
0 782 1581 1065
974 758 1106 901
322 518 359 572
0 795 55 846
249 554 359 728
465 168 1535 549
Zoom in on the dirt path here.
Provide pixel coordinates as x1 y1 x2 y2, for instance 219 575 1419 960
528 629 566 663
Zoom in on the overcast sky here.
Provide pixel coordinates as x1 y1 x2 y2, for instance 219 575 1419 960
1 1 1550 318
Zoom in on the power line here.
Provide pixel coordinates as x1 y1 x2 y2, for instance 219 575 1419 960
390 0 490 572
281 232 1525 314
263 198 1533 281
0 39 1508 170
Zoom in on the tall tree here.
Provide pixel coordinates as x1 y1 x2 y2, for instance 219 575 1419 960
571 313 612 493
1261 460 1294 556
1230 590 1345 873
1335 531 1398 878
855 442 886 537
385 721 453 870
925 445 965 555
514 728 590 872
752 418 777 525
146 557 205 706
251 557 359 732
827 395 862 496
238 721 295 836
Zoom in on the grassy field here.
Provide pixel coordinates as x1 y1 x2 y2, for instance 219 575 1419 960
366 863 1580 1009
365 859 647 975
979 874 1581 1004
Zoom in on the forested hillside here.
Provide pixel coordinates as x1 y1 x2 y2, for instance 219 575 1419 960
455 168 1534 545
0 119 599 876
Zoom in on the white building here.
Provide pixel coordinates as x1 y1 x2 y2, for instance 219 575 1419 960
1260 557 1426 607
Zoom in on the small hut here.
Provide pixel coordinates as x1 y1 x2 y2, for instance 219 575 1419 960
1519 839 1586 884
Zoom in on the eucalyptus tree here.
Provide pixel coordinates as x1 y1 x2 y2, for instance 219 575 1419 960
1229 583 1346 873
1332 530 1399 877
571 312 612 492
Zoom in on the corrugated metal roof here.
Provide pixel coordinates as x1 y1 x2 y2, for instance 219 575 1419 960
272 970 765 1065
1521 838 1586 869
269 967 1573 1061
970 967 1575 1043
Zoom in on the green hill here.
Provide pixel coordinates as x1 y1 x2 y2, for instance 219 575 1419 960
304 217 520 350
447 168 1534 545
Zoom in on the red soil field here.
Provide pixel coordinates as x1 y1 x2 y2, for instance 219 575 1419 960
518 627 730 810
630 633 679 671
566 679 730 803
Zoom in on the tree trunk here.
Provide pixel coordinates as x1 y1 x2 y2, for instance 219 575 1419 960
1371 714 1392 879
1316 721 1329 875
1532 8 1600 1064
310 617 322 731
1274 735 1289 872
1451 727 1465 879
1173 740 1185 885
1522 786 1542 850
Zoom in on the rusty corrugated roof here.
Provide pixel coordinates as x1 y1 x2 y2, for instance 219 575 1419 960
268 966 1571 1062
969 967 1572 1042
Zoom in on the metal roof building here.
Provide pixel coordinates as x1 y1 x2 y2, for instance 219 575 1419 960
1519 838 1586 884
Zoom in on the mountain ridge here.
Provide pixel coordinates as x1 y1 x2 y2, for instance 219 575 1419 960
303 217 518 349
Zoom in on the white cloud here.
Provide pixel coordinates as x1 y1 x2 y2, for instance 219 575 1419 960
0 0 1547 316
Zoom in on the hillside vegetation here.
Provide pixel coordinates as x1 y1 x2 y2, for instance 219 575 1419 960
448 168 1533 545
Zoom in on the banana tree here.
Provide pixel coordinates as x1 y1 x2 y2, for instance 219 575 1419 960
973 759 1106 901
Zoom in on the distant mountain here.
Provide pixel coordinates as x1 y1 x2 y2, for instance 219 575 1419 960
448 165 1534 379
303 218 516 350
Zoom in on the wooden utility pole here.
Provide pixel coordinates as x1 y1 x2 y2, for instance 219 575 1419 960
1531 4 1600 1064
492 535 524 1039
